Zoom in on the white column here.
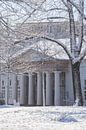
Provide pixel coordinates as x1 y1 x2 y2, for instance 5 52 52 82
28 73 34 105
42 72 46 106
5 73 9 105
20 75 25 105
54 71 60 106
12 74 17 104
37 72 43 105
46 72 53 105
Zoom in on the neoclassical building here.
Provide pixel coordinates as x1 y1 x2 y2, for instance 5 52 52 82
0 47 86 106
0 22 86 106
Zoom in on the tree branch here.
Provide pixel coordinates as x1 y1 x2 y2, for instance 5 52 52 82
43 7 67 12
67 0 76 55
47 16 68 20
41 36 72 60
69 0 86 20
78 0 84 54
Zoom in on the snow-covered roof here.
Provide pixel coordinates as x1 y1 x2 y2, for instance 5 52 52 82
12 38 69 61
11 33 86 65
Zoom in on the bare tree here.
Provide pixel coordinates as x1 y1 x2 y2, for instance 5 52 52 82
19 0 85 105
11 0 86 105
0 0 86 106
36 0 86 106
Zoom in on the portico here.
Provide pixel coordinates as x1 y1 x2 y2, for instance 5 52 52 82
8 49 68 106
12 70 66 106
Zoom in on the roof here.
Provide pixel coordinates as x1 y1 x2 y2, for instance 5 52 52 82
12 38 70 61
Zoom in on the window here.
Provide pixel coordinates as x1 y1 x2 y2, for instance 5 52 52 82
17 80 19 86
49 25 52 33
2 83 5 98
10 80 11 86
84 80 86 100
85 80 86 86
2 80 4 86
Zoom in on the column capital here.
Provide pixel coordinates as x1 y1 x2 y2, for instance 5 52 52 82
28 72 34 78
28 72 32 75
36 71 42 74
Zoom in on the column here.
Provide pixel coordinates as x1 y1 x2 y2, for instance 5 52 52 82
20 74 25 105
54 71 60 106
37 72 43 105
5 73 9 105
12 74 17 104
28 73 34 105
24 74 28 105
46 72 53 105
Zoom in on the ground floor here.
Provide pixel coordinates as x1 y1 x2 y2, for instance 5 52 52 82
0 71 68 106
0 60 86 106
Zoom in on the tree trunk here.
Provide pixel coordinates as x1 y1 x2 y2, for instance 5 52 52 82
72 61 83 106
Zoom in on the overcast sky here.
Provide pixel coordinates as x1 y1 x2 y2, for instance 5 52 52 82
0 0 86 27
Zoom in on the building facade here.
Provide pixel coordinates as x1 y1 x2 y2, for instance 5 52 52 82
0 49 86 106
0 22 86 106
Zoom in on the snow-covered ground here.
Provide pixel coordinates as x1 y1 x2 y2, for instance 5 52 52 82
0 106 86 130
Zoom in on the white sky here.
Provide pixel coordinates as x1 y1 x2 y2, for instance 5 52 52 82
0 0 81 26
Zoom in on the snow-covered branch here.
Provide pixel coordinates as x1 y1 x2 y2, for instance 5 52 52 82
67 0 76 55
78 0 84 54
69 0 86 20
41 36 72 60
61 0 69 8
72 47 86 64
43 7 67 12
47 17 68 20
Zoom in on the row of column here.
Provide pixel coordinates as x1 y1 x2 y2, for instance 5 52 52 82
12 71 61 106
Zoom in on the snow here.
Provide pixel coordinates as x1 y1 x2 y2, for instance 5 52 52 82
0 106 86 130
12 38 70 60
